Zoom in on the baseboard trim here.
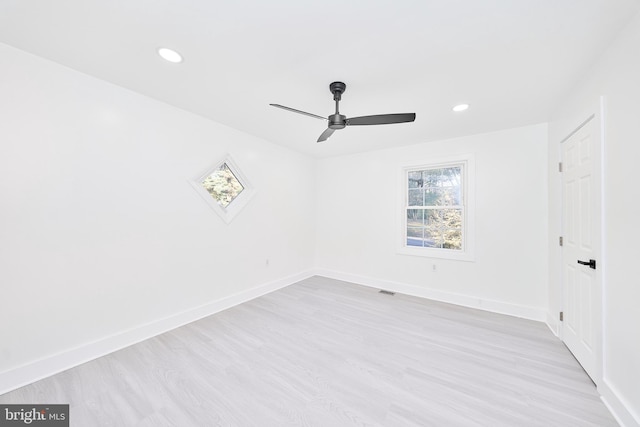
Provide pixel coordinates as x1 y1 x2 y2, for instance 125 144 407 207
600 379 640 427
315 269 546 322
0 270 314 396
545 312 560 337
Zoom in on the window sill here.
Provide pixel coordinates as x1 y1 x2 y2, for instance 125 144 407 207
396 245 475 262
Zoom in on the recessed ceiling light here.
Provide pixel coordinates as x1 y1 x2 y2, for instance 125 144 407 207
452 104 469 112
157 47 183 63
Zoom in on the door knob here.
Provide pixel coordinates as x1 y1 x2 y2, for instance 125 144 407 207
577 259 596 270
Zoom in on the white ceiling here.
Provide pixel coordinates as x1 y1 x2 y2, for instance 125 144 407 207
1 0 638 158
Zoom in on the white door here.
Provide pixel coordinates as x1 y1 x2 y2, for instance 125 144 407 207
561 116 602 384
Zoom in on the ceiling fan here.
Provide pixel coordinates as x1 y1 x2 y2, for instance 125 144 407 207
270 81 416 142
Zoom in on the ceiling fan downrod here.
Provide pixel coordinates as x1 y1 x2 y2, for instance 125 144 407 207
329 81 347 129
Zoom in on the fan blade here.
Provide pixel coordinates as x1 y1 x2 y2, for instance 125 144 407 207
346 113 416 126
317 128 335 142
270 104 327 121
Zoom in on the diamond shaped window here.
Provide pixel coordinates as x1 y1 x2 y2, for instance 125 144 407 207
190 155 255 224
201 163 244 208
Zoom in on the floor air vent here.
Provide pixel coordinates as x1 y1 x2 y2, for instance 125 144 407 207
379 290 395 296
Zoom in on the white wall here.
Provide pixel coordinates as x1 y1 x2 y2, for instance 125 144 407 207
0 43 316 380
316 124 548 320
548 11 640 426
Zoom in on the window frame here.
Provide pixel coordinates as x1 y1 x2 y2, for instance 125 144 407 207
397 154 475 261
189 154 255 224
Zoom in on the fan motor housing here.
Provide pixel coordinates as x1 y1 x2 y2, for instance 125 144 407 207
328 114 347 129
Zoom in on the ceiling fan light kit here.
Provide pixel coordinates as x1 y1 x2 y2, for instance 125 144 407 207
270 82 416 143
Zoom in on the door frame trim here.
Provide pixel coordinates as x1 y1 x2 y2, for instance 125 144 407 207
558 97 606 387
560 114 595 144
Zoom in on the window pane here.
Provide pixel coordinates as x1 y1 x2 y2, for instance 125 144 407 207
406 227 424 246
421 169 440 188
419 210 438 247
422 208 463 249
442 227 463 250
201 163 244 208
436 187 461 206
440 167 461 187
407 209 424 226
408 189 423 206
423 227 441 248
408 171 423 188
424 209 441 225
442 208 463 235
424 188 439 206
407 209 425 246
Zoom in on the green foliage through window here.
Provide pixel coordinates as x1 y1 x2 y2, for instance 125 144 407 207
406 166 463 250
201 163 244 208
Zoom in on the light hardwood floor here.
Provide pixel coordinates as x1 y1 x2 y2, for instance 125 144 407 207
0 276 617 426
